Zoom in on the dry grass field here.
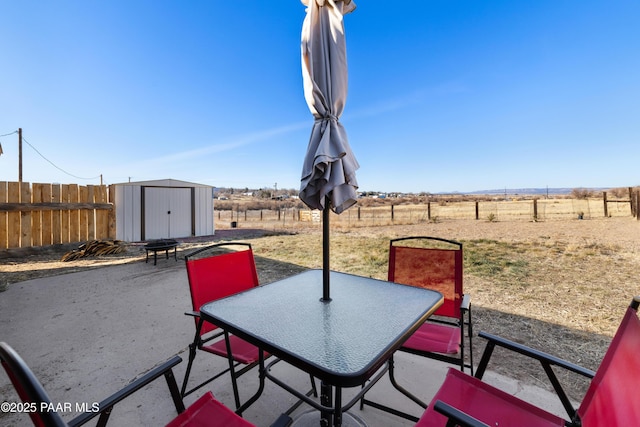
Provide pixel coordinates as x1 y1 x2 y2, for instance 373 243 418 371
2 211 639 403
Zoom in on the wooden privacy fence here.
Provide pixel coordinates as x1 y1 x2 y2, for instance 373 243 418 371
0 182 114 250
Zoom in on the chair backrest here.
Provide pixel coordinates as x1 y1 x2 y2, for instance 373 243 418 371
389 237 463 319
0 342 68 427
185 242 260 336
577 297 640 426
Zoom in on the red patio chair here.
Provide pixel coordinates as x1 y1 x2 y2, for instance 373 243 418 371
180 242 265 412
361 237 473 420
416 296 640 427
0 341 257 427
389 237 473 373
166 392 255 427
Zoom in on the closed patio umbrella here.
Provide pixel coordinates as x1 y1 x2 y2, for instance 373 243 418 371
300 0 359 301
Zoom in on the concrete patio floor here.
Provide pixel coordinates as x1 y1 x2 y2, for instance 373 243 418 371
1 253 571 426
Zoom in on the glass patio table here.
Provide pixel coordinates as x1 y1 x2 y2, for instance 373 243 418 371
199 269 443 427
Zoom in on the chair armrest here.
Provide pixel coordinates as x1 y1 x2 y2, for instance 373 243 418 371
460 293 471 311
434 400 489 427
477 331 595 379
67 356 184 427
476 330 595 421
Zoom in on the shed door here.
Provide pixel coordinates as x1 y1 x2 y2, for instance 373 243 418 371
144 187 192 239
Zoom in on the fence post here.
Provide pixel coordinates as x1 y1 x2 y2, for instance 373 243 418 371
69 184 80 242
603 191 608 217
20 182 31 248
636 191 640 220
357 206 361 221
51 184 62 244
87 185 95 240
32 183 43 246
107 184 116 239
427 202 431 221
475 201 479 220
95 185 109 239
6 182 20 248
0 182 6 250
41 184 53 245
533 199 538 221
391 205 394 222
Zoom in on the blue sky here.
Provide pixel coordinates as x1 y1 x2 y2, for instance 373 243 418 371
1 1 638 194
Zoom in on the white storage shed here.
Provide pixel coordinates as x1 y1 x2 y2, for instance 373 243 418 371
114 179 214 241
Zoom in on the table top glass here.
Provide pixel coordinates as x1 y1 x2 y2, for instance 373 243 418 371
200 269 443 386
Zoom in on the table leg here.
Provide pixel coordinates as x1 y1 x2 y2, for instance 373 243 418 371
334 387 343 427
320 381 332 427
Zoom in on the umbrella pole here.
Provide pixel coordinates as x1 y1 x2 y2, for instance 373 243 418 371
322 197 331 302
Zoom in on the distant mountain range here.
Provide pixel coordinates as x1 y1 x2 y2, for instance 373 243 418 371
215 186 616 197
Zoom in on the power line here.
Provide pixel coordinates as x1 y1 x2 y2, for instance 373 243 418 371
22 136 102 181
0 131 18 157
0 130 18 138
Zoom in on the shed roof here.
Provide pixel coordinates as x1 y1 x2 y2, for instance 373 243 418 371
113 178 212 188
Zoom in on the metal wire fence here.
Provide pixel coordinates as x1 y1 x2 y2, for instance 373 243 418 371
215 197 635 230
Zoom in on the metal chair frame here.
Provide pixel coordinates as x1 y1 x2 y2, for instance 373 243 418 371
389 236 473 374
420 296 640 426
361 236 473 421
180 242 265 413
1 341 294 427
1 341 184 427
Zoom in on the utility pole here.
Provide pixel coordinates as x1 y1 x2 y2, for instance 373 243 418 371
18 128 22 183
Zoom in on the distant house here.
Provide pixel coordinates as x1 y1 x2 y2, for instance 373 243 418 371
113 179 214 241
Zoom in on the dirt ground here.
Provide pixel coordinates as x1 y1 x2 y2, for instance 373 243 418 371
2 217 639 402
0 229 273 288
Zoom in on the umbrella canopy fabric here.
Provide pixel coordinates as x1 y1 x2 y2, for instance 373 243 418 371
300 0 359 215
